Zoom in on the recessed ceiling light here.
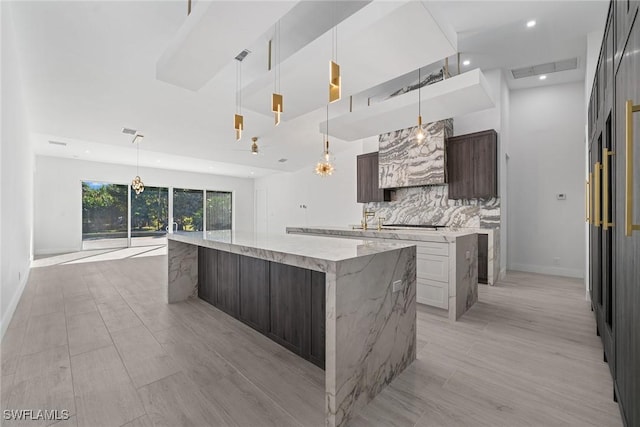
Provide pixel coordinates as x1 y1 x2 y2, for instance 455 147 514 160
84 150 90 154
156 159 161 163
209 166 214 170
250 171 255 175
462 60 470 66
48 140 67 147
539 75 547 80
526 20 536 28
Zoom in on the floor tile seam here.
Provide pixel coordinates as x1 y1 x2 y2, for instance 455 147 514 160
93 306 150 423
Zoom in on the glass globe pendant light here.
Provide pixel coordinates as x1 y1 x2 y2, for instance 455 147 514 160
315 105 335 177
131 134 145 195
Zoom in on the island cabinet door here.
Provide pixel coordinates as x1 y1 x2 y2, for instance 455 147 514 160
238 256 270 333
198 247 218 305
216 251 240 317
269 263 311 358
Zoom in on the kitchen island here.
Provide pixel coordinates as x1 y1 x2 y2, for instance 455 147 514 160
287 226 478 321
166 231 416 427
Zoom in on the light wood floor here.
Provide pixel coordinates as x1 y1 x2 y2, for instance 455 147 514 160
1 256 622 426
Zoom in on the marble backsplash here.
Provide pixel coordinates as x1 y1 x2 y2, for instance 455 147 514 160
365 185 500 229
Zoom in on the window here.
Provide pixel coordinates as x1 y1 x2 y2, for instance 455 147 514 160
206 191 232 230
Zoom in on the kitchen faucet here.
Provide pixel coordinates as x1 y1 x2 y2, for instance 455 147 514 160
362 209 376 230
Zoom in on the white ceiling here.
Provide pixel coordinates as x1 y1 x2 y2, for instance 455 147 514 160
7 0 608 178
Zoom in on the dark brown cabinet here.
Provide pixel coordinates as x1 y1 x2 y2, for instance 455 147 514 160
216 251 239 316
197 247 218 305
613 8 640 425
589 2 640 425
239 256 270 333
478 234 488 284
357 152 391 203
446 130 498 199
269 263 311 358
197 247 326 369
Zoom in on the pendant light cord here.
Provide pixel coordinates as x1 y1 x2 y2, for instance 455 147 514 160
418 68 421 117
136 139 140 176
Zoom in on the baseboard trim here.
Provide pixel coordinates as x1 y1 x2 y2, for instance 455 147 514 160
1 267 31 339
509 263 583 279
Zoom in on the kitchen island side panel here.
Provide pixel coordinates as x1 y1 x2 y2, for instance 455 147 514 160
326 245 417 427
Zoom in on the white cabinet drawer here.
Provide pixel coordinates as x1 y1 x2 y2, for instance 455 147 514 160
416 254 449 282
416 242 448 257
417 279 448 309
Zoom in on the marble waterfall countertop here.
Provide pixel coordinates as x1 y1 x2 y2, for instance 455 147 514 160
285 225 478 243
167 229 417 427
168 230 414 272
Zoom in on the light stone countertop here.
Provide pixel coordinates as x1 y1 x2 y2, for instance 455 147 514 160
286 225 478 243
168 230 414 272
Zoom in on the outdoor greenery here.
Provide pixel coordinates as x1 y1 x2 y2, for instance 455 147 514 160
82 182 232 240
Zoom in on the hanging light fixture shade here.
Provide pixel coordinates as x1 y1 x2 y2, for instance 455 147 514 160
329 61 341 103
131 134 145 195
271 93 283 126
234 114 244 141
234 51 248 141
251 136 259 155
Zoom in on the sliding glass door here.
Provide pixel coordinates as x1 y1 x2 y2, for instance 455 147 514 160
131 186 169 246
81 183 232 250
82 181 128 249
206 191 232 230
173 188 203 231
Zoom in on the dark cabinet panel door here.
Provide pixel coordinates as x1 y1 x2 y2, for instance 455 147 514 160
310 271 326 368
357 152 391 203
238 256 270 333
477 234 488 284
472 130 498 198
615 0 639 70
198 247 217 305
269 263 311 358
447 130 497 199
614 15 640 426
216 251 239 317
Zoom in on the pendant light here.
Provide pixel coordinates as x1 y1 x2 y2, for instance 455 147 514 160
234 51 248 141
131 134 145 195
251 136 259 155
329 11 341 103
414 67 425 143
271 21 283 126
315 105 335 177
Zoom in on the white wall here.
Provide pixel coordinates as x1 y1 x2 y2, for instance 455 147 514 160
255 142 365 234
508 82 586 278
1 2 35 337
453 68 510 275
34 156 255 255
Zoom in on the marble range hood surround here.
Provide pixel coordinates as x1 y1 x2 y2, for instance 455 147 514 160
378 118 453 188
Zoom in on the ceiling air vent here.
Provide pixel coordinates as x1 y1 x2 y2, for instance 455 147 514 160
511 57 578 79
48 140 67 147
122 127 137 135
235 49 251 62
278 158 288 163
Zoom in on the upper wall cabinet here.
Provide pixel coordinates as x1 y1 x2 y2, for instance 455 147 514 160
378 119 453 189
357 152 391 203
446 129 498 200
614 0 639 69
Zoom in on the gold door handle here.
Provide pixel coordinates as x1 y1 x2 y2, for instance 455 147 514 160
595 162 601 227
589 172 593 224
603 148 615 230
625 100 640 237
586 178 591 223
